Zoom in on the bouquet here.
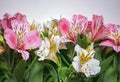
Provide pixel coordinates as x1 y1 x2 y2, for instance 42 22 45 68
0 12 120 82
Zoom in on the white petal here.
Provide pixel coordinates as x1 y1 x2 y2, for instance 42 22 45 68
72 62 80 73
54 35 60 42
38 56 45 61
35 38 50 60
90 66 101 75
81 59 101 77
72 56 80 72
73 56 80 61
81 48 88 56
44 38 50 48
74 44 80 53
87 59 100 66
90 42 94 50
75 44 88 56
89 50 95 57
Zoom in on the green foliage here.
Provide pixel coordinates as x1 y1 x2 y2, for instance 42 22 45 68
27 61 44 82
76 34 91 48
13 60 26 82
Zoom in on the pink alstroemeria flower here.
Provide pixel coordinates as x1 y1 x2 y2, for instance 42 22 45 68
100 24 120 53
58 18 77 44
0 13 12 29
87 15 105 42
58 15 88 44
4 13 42 60
72 15 88 34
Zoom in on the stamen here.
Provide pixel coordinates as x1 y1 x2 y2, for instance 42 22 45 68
80 53 92 64
112 31 120 42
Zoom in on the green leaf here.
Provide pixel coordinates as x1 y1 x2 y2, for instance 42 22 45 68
59 67 68 81
0 56 8 71
4 71 17 82
94 47 102 62
85 77 93 82
103 64 117 82
60 52 70 66
45 63 58 82
27 61 44 82
100 55 113 73
13 59 26 82
0 56 16 82
76 35 90 48
118 54 120 82
59 49 72 66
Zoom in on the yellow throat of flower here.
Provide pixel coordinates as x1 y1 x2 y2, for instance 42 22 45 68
80 53 92 65
112 32 120 42
49 38 57 54
30 21 38 30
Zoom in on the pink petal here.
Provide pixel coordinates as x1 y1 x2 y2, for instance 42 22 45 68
58 18 70 35
60 32 77 44
113 46 120 53
4 29 17 49
91 15 103 38
72 14 88 34
24 30 42 49
60 36 72 43
99 39 115 47
92 26 105 42
0 13 12 30
92 15 103 30
18 50 29 60
87 21 92 31
13 12 27 22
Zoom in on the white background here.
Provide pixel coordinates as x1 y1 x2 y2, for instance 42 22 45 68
0 0 120 24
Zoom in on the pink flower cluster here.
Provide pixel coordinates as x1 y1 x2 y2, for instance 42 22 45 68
0 13 42 60
0 12 120 62
58 15 120 52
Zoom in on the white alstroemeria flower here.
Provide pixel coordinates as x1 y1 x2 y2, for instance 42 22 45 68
43 20 59 36
35 35 61 63
35 38 50 61
72 43 101 77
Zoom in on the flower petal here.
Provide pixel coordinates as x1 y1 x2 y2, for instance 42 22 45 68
72 14 88 34
60 36 72 43
87 59 100 66
72 56 80 72
35 39 50 61
24 30 42 49
91 15 104 41
0 13 12 30
93 26 105 42
99 39 115 47
113 46 120 53
4 29 17 49
18 50 29 60
81 59 101 77
58 18 70 35
75 44 88 56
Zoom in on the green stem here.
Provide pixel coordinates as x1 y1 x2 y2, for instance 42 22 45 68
65 65 75 82
7 48 11 70
11 52 17 72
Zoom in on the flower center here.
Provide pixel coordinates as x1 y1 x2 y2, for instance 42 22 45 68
66 31 77 43
112 31 120 42
12 21 29 49
50 39 57 54
80 53 92 65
